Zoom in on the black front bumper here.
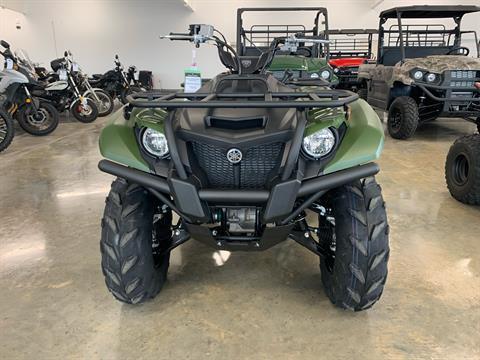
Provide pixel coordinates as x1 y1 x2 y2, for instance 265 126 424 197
415 82 480 118
98 159 379 223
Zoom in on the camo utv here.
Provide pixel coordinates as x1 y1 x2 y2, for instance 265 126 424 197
358 6 480 139
236 7 338 87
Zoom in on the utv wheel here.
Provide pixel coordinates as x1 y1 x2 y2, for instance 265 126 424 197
101 178 172 304
71 98 99 123
17 101 59 136
387 96 419 139
0 109 14 153
445 134 480 205
319 177 390 311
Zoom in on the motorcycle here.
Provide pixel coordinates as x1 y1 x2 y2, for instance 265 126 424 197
64 52 114 117
32 51 99 123
0 40 59 136
90 55 146 104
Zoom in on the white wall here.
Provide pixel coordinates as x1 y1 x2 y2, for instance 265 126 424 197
1 0 479 88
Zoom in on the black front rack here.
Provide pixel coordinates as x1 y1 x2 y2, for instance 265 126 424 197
127 89 359 109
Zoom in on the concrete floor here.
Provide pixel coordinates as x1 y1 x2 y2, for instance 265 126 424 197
0 111 479 360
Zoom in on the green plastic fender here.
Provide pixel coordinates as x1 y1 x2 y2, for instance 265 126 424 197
322 99 384 174
99 107 167 173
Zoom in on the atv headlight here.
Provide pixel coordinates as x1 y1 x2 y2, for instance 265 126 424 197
320 70 331 80
302 128 336 159
413 70 424 80
142 128 169 158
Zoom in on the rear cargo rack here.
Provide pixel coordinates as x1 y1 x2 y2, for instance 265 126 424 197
126 89 359 109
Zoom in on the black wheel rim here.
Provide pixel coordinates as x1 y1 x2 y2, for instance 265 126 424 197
27 108 52 130
452 153 470 186
390 109 402 132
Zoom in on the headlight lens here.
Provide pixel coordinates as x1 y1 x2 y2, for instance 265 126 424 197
321 70 331 80
142 128 169 157
426 73 437 82
302 128 336 159
413 70 423 80
310 72 319 79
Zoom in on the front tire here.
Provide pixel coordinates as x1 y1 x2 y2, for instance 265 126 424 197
445 134 480 205
17 101 59 136
0 109 15 153
86 90 114 117
319 177 390 311
70 98 98 123
387 96 419 139
101 178 171 304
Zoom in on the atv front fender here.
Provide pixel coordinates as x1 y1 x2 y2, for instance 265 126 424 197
98 107 151 172
323 99 384 174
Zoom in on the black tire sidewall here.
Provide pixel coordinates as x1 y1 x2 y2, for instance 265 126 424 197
17 102 59 136
89 90 114 117
71 98 99 123
0 109 15 152
445 135 480 204
388 96 419 139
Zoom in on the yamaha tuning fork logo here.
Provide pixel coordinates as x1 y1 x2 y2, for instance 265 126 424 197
226 148 243 164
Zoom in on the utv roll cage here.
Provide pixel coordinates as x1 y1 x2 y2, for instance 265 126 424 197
377 5 480 65
327 29 377 59
236 7 329 59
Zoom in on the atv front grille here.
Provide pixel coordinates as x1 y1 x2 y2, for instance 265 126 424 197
191 142 284 189
447 70 479 88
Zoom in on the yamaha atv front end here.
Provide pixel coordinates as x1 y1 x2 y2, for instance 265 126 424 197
97 25 389 311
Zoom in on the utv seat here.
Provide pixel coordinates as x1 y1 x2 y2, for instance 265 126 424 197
381 45 454 65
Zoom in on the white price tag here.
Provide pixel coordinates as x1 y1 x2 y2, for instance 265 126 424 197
5 58 14 70
58 69 68 80
184 75 201 93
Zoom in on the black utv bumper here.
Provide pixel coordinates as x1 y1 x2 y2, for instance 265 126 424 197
415 83 480 118
98 159 379 223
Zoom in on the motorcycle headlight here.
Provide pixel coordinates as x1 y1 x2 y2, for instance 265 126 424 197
320 70 331 80
302 128 336 159
142 128 169 158
413 70 423 80
426 73 437 82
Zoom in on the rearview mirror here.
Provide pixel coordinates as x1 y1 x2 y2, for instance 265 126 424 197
64 50 68 57
0 40 10 49
115 54 119 59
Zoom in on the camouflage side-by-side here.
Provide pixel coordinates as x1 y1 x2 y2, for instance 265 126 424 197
358 55 480 87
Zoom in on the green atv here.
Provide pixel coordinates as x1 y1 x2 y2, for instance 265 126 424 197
358 5 480 139
98 24 389 311
236 7 338 86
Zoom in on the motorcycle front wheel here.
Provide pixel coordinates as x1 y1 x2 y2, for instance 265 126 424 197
70 98 99 123
17 101 59 136
0 109 15 153
86 90 114 117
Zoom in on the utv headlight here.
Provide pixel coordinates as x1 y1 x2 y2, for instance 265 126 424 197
320 70 331 80
142 128 169 157
413 70 423 80
302 128 336 159
426 73 437 82
310 72 319 79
